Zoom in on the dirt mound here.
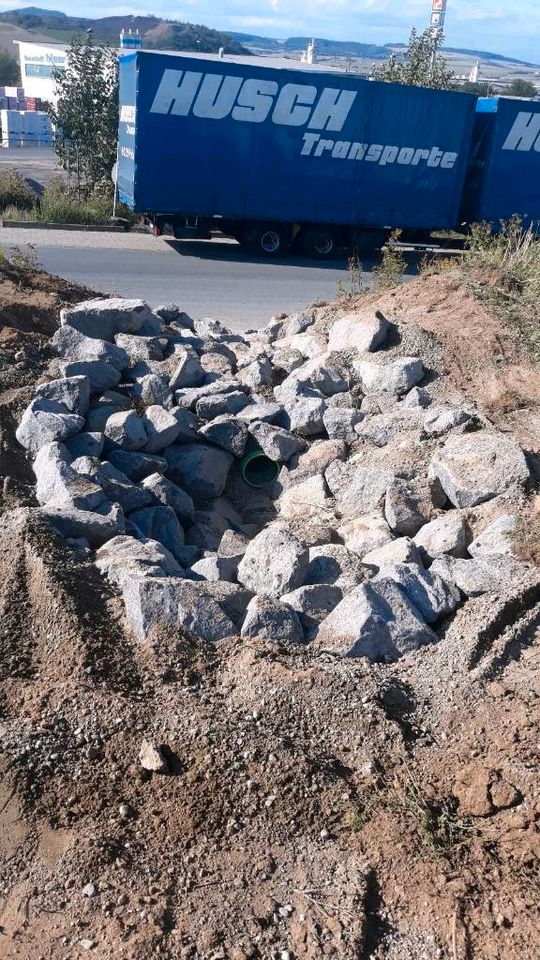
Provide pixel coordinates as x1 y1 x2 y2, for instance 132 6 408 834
0 268 539 959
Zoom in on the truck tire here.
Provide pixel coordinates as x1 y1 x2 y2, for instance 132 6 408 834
242 222 289 256
300 227 337 259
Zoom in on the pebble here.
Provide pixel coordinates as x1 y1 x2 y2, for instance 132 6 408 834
320 828 330 840
80 939 95 950
82 883 97 898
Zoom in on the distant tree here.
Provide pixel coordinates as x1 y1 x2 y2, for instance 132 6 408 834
0 52 20 86
47 35 118 194
373 27 454 91
505 79 537 99
460 80 495 96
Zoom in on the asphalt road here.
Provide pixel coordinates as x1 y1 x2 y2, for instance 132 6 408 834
0 146 63 187
0 226 373 330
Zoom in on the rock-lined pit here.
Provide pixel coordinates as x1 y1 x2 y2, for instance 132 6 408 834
16 296 533 657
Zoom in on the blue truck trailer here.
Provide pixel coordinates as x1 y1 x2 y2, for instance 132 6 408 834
117 50 478 256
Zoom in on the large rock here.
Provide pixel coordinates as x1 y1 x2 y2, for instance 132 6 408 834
122 577 236 642
129 505 185 562
325 460 395 518
280 395 327 436
248 421 306 462
199 415 248 457
72 457 153 514
327 309 390 353
315 579 437 661
39 502 120 546
355 356 424 396
16 399 85 454
104 410 148 451
413 510 468 561
108 450 167 482
430 432 529 508
35 376 90 416
322 406 363 443
141 473 195 526
279 354 348 398
279 474 331 520
190 554 239 583
59 360 121 394
196 390 250 420
374 562 460 623
51 325 130 371
174 378 240 411
142 405 181 453
468 515 516 558
164 443 234 500
237 401 283 425
170 408 201 444
237 357 273 390
305 543 367 591
115 333 164 365
384 479 426 537
280 584 343 639
430 555 527 598
65 431 104 459
237 524 309 598
95 535 183 586
240 595 304 644
61 297 154 341
130 373 174 410
169 346 205 389
33 442 106 510
362 536 421 569
422 406 471 438
338 512 393 556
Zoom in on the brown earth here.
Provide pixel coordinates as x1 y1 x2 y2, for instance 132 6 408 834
0 265 539 960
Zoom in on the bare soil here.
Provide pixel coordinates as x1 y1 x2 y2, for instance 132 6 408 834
0 267 539 960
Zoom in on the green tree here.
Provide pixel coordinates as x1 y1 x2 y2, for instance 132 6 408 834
0 52 20 86
460 80 495 96
505 79 537 99
48 35 118 194
373 27 454 91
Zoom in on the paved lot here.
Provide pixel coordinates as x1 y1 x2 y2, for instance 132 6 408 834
0 226 367 330
0 146 62 186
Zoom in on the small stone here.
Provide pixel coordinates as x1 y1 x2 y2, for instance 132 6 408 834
80 939 95 951
139 739 168 773
82 883 97 898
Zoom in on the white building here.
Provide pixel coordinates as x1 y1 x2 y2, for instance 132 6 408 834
14 41 67 103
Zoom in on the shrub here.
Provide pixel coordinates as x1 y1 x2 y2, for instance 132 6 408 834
0 171 36 214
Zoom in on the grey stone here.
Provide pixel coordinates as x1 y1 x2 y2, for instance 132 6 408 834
384 479 426 536
51 325 130 371
272 329 326 360
422 406 472 438
362 537 421 569
169 346 205 389
325 460 395 518
154 303 181 323
323 407 363 443
402 386 432 409
61 297 154 341
141 473 195 526
174 378 240 409
199 415 248 457
285 310 315 337
241 595 305 644
59 359 121 394
217 529 250 562
248 421 307 463
430 555 526 598
279 475 331 520
280 353 349 398
237 357 273 390
272 346 305 374
39 501 120 547
354 408 424 447
108 450 168 482
142 405 181 453
164 443 234 500
204 582 253 626
72 457 153 514
129 373 174 411
315 578 437 661
104 411 148 451
338 512 393 556
175 545 201 568
280 584 343 639
194 316 231 339
65 431 104 459
16 399 85 454
33 442 106 510
139 739 168 773
196 390 250 420
355 356 424 396
200 350 235 379
280 395 327 436
170 408 201 443
237 524 309 598
115 333 164 365
430 431 529 508
95 535 183 586
237 401 283 425
285 439 346 487
468 514 516 558
305 544 367 591
375 562 460 623
129 505 185 563
413 511 468 561
327 309 390 353
35 376 90 416
122 576 236 641
191 555 239 583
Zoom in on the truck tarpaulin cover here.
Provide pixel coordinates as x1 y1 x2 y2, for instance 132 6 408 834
462 97 540 230
117 51 477 230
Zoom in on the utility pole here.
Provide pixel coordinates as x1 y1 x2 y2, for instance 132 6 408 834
429 0 447 77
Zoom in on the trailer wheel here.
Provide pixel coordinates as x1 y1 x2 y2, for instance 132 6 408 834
242 222 289 256
301 227 337 259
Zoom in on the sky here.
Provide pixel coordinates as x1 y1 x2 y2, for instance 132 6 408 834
2 0 539 63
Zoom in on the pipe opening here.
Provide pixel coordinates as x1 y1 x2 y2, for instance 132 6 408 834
240 449 279 487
